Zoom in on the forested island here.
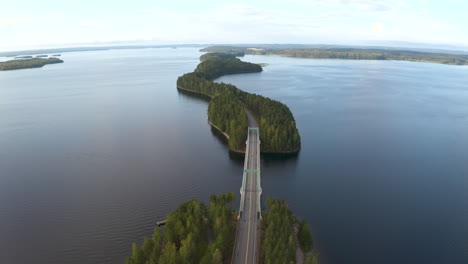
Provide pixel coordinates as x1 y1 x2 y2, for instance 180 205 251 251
262 198 319 264
125 193 236 264
201 46 468 65
0 58 63 71
125 194 318 264
177 53 301 153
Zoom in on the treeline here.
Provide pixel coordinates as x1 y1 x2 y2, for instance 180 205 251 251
177 53 301 153
177 72 249 150
299 219 319 264
200 52 244 61
195 56 262 80
261 199 296 263
0 58 63 71
201 46 468 65
245 93 300 152
177 72 237 97
125 192 236 264
208 92 248 150
261 199 318 264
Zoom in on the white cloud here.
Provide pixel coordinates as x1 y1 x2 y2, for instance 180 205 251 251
0 17 31 28
305 0 393 11
0 1 466 50
140 4 332 43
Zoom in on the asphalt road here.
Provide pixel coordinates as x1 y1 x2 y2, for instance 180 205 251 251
232 127 260 264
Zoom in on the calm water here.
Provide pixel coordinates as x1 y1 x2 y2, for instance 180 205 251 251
0 48 467 264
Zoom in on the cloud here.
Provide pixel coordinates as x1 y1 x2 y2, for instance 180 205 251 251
373 23 383 32
1 0 464 50
0 17 31 28
141 4 332 43
306 0 393 11
312 10 358 19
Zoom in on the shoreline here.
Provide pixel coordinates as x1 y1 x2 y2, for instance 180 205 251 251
178 85 301 155
177 58 300 155
178 85 246 154
177 86 213 98
209 121 247 154
209 121 230 140
206 70 262 81
261 148 301 155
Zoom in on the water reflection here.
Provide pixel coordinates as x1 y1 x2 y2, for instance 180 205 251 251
176 87 211 102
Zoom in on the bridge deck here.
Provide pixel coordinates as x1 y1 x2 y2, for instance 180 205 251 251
232 127 262 264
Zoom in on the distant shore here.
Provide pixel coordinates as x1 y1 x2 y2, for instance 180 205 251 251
201 45 468 65
0 58 63 71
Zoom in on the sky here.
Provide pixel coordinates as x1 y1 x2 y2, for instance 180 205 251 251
0 0 467 51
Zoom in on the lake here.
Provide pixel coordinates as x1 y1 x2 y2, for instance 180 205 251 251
0 48 467 264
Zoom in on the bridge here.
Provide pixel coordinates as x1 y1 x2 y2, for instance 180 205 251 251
232 125 262 264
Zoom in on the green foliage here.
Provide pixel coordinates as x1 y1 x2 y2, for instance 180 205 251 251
195 56 262 80
298 220 313 252
125 192 236 264
245 93 301 152
177 73 242 98
200 52 244 61
208 92 248 150
158 242 178 264
305 253 319 264
201 46 468 65
261 199 296 264
177 53 301 153
0 58 63 71
212 248 223 264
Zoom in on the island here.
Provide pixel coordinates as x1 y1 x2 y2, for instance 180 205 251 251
0 57 63 71
201 45 468 65
177 53 301 154
125 193 318 264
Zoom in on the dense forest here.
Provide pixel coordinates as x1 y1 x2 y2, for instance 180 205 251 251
0 58 63 71
200 52 244 61
261 199 296 263
208 92 248 150
244 93 301 153
201 46 468 65
125 193 236 264
261 199 318 264
177 53 301 153
194 56 262 80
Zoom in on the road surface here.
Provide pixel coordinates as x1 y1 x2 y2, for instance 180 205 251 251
232 125 261 264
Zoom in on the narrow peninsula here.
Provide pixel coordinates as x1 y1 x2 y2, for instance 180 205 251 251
177 53 301 154
0 58 63 71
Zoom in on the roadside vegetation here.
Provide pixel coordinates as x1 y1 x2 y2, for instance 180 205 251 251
298 220 313 252
261 199 296 263
208 92 248 150
201 46 468 65
177 53 301 153
261 198 318 264
0 58 63 71
125 192 236 264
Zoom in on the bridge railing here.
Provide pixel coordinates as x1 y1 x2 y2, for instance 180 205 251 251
238 127 262 219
